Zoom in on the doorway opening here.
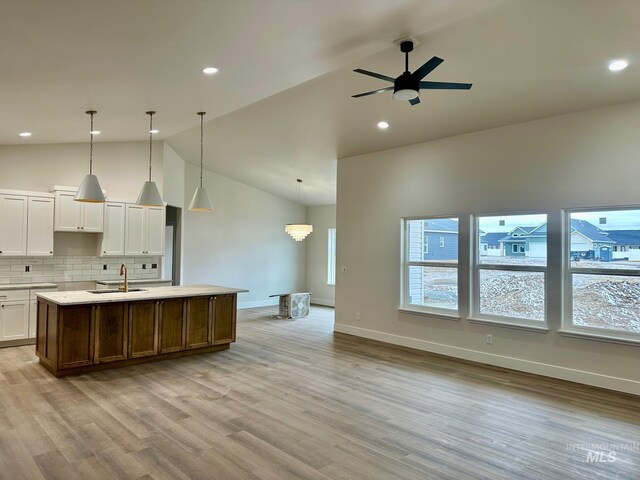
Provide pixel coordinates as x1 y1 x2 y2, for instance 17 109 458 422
164 206 182 285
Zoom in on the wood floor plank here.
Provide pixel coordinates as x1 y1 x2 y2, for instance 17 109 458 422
0 305 638 479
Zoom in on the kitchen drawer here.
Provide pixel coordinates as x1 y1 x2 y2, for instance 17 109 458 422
0 289 29 302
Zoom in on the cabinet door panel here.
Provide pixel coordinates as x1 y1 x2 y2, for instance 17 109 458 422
128 301 157 358
146 206 165 255
58 305 94 369
186 296 210 349
27 197 54 256
212 295 235 344
95 303 128 363
101 203 125 256
55 192 80 231
0 195 28 256
159 299 185 353
0 301 29 340
82 202 104 232
125 205 145 255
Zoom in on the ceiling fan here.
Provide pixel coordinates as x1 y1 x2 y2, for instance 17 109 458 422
352 40 472 105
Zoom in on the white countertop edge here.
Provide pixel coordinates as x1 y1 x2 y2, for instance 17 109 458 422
36 284 249 305
0 283 59 291
95 279 173 285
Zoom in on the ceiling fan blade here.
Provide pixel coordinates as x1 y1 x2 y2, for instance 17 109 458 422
420 81 472 90
352 86 394 98
353 68 395 83
412 56 444 80
409 97 421 106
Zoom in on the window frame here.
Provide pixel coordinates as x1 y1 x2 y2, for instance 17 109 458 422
401 215 460 317
562 206 640 342
471 212 548 329
327 228 336 286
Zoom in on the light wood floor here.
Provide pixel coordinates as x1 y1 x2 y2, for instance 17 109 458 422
0 306 638 480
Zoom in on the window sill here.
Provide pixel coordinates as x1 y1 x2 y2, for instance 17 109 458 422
398 307 460 321
558 330 640 347
466 317 549 333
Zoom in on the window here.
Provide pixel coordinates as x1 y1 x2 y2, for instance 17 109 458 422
565 208 640 339
474 213 547 325
403 217 459 313
327 228 336 285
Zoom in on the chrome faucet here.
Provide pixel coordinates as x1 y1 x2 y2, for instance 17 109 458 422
119 263 128 292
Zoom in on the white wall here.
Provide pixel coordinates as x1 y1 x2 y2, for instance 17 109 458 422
305 205 336 306
0 141 163 201
181 162 306 308
335 100 640 395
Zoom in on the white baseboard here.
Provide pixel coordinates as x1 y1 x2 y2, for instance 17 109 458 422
334 323 640 396
238 298 278 309
311 298 335 307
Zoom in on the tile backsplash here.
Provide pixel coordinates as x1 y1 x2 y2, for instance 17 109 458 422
0 256 161 285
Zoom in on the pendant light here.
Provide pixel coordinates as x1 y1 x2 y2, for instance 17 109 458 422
75 110 106 203
188 112 213 211
136 111 164 206
285 179 313 241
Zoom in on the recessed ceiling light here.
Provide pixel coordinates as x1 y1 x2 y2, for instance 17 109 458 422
377 121 389 130
202 67 219 75
90 130 100 135
19 132 32 137
608 59 629 72
150 129 159 134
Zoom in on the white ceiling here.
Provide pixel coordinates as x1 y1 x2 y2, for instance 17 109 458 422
4 1 640 205
0 0 494 144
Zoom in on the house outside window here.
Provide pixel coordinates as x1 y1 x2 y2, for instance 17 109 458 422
327 228 336 285
403 217 459 314
475 213 548 326
565 208 640 340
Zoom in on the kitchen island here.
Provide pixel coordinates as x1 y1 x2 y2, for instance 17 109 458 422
35 285 248 377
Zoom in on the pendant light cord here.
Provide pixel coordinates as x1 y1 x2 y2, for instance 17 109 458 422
89 112 94 175
198 112 206 188
147 111 154 181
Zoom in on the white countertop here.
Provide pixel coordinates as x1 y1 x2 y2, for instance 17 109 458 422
95 279 173 286
36 284 248 305
0 283 58 291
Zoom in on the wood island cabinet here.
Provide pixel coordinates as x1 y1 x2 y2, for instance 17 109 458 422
35 290 239 377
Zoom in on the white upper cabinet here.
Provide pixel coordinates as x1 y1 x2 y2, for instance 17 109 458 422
146 206 165 255
125 204 165 256
27 196 54 256
0 194 28 256
100 202 126 256
53 188 104 232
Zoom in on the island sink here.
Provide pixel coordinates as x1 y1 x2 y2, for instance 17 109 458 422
88 288 146 294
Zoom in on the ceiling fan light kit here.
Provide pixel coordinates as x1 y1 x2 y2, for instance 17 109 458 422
352 40 472 106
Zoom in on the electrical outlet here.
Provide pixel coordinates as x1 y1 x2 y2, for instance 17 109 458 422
142 264 147 270
152 263 157 269
486 334 493 345
25 265 30 272
103 264 107 270
356 312 361 321
341 266 348 274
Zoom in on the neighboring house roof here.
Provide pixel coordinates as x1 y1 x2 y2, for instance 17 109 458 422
424 218 458 233
606 230 640 245
570 219 615 243
481 232 508 245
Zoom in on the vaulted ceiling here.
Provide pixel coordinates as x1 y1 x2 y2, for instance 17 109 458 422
3 0 640 204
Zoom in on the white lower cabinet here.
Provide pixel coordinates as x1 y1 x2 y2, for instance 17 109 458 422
29 300 37 338
0 290 30 341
